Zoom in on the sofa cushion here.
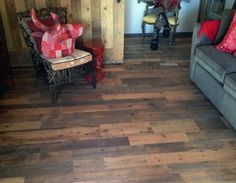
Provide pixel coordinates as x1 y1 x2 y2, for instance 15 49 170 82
224 73 236 98
195 45 236 83
41 49 92 71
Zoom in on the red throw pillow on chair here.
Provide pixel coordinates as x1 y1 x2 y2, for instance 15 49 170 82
30 9 83 58
216 11 236 54
27 18 55 54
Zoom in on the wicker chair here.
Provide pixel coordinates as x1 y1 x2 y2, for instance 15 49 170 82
17 7 96 103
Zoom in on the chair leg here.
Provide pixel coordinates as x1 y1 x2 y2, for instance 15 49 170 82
92 59 96 89
33 76 38 89
49 85 57 103
141 21 146 41
169 25 177 46
92 70 96 89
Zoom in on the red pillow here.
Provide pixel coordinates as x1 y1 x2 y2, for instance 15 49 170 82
216 11 236 54
198 20 221 43
27 18 54 53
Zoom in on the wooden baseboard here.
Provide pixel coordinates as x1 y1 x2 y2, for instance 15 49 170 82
125 32 192 38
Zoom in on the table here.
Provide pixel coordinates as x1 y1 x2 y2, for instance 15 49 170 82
77 40 105 81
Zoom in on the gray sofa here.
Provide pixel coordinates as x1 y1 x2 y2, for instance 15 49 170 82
189 10 236 129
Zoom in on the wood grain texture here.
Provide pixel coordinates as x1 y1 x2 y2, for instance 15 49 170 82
0 0 14 50
35 0 46 9
0 37 235 183
60 0 72 23
71 0 82 23
100 0 113 49
112 0 124 63
80 0 92 42
5 0 22 49
0 177 25 183
91 0 101 41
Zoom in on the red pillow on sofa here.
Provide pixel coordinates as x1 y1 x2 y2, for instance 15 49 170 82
27 18 54 53
216 11 236 54
198 20 221 43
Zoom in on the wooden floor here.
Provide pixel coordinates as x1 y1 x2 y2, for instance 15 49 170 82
0 37 236 183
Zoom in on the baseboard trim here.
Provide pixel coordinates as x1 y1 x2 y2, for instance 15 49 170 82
125 32 192 38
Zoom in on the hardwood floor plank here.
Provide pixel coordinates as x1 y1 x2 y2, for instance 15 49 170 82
100 122 153 137
0 127 100 146
72 165 178 182
0 161 72 178
0 177 25 183
0 121 41 132
104 149 236 170
71 142 189 161
128 133 189 145
0 137 129 156
151 119 201 134
24 173 73 183
148 150 236 166
102 92 163 100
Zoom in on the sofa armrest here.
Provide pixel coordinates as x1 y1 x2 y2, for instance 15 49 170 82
191 23 200 60
189 22 211 81
190 22 212 61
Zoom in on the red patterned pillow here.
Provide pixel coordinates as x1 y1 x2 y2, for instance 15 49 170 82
216 11 236 54
27 18 54 53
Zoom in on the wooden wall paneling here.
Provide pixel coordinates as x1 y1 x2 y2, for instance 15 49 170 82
46 0 60 8
113 0 124 63
11 0 32 66
71 0 82 23
35 0 47 9
0 0 14 51
24 0 36 10
80 0 92 42
13 0 27 49
101 0 113 49
103 48 113 64
5 0 22 49
60 0 72 23
14 0 26 12
91 0 101 40
101 0 114 64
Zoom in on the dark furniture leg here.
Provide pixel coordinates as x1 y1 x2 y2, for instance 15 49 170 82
49 85 57 103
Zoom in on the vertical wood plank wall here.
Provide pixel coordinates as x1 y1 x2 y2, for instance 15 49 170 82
0 0 124 66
